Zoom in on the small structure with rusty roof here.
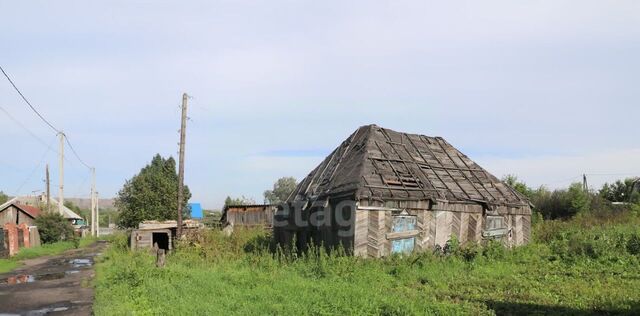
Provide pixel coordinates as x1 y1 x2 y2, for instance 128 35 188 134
0 201 41 226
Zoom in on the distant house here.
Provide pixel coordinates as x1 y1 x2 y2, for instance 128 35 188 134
274 125 532 257
11 195 83 226
0 201 42 256
0 202 41 226
221 204 276 228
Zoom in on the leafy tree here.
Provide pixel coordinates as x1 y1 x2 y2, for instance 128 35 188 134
600 178 640 203
530 184 590 219
99 208 119 227
502 175 533 199
0 191 8 205
115 154 191 228
567 182 590 215
224 196 255 208
35 212 75 244
263 177 297 204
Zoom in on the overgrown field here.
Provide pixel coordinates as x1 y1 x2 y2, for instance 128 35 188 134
94 212 640 315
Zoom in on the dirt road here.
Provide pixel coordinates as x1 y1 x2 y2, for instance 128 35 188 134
0 241 107 316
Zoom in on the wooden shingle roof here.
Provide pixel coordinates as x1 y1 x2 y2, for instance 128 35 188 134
289 124 529 207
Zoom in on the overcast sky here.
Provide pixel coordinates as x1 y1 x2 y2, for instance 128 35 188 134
1 1 638 209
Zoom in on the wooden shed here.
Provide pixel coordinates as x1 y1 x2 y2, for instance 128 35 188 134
274 125 532 257
221 204 276 228
130 220 200 252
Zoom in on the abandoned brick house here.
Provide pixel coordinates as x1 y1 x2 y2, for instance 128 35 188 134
0 202 40 226
274 124 532 257
0 200 42 257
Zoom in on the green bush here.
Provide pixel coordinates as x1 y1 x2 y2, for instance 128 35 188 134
627 234 640 256
35 212 75 244
482 239 506 260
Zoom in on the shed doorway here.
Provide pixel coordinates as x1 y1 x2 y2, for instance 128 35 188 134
152 232 170 251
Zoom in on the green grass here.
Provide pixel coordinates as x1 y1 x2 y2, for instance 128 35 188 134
0 237 98 273
0 259 18 274
94 214 640 315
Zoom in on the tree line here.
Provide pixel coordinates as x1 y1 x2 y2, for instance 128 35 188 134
503 175 640 220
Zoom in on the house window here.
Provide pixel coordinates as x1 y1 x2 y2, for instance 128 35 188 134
483 215 508 238
486 216 504 230
391 215 417 254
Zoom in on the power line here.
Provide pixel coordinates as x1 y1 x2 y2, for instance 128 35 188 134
65 135 92 170
0 104 80 167
0 65 60 134
0 65 93 170
585 173 640 177
542 175 582 186
13 137 56 195
542 173 639 188
71 170 92 198
0 104 58 154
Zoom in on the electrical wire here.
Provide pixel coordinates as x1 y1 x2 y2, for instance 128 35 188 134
0 65 93 170
0 104 59 154
0 65 60 134
71 170 92 198
65 135 92 170
542 175 582 186
585 173 640 177
13 137 56 195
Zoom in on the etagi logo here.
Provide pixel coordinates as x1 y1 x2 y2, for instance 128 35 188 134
274 200 357 237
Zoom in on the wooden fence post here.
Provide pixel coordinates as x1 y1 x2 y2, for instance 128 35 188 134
156 249 166 268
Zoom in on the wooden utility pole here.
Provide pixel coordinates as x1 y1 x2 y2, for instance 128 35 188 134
45 164 50 212
91 167 96 236
58 132 65 215
96 191 100 237
177 93 188 238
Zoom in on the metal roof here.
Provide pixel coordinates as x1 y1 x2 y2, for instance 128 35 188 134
0 201 42 219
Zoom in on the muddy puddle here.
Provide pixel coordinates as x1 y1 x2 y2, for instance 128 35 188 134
0 257 92 286
0 303 71 316
0 270 82 285
69 258 93 268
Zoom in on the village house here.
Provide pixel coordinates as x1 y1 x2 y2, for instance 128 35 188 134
274 124 532 257
11 195 84 227
0 201 41 226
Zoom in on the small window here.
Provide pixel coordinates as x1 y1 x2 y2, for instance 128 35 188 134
483 215 508 238
485 216 505 230
392 215 416 232
391 215 417 254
